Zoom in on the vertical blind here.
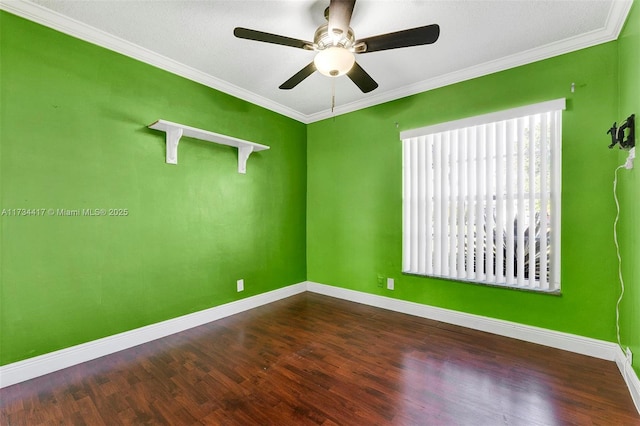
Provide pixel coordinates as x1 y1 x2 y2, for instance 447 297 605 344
401 99 565 292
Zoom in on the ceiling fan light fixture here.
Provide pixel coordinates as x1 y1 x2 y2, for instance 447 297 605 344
234 0 440 92
314 46 355 77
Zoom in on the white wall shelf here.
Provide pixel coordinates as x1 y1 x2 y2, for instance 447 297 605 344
148 119 269 174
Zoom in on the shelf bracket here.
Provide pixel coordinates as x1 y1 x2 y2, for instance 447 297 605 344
238 145 254 174
148 119 269 174
165 127 183 164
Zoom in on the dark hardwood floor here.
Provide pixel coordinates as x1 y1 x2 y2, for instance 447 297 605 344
1 292 638 425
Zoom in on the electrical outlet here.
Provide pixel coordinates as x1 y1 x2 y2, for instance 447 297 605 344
377 275 384 288
237 279 244 292
387 278 394 290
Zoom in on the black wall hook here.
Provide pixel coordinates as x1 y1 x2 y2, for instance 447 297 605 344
608 114 635 149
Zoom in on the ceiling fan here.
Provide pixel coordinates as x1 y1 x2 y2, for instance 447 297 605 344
234 0 440 93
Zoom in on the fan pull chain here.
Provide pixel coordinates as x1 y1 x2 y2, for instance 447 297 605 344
331 78 336 113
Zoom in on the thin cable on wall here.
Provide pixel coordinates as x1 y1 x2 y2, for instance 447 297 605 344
613 164 625 351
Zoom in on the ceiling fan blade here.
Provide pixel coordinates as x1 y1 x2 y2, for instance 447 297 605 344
234 27 313 50
347 62 378 93
279 62 317 90
357 24 440 53
328 0 356 38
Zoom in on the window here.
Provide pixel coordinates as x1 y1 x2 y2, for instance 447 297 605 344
401 99 564 292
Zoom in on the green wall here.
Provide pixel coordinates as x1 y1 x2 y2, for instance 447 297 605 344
1 5 637 376
0 12 307 365
308 42 622 340
617 1 640 377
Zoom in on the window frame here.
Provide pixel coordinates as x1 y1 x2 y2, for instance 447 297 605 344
400 99 565 293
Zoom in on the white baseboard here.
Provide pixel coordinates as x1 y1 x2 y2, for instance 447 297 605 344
615 346 640 413
306 281 640 414
0 282 306 388
3 280 639 416
306 281 619 359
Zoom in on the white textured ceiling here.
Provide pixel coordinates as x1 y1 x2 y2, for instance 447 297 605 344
2 0 633 122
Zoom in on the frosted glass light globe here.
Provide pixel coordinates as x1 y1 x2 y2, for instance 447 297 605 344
314 47 355 77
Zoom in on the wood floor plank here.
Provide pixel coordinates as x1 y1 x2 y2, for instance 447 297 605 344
1 293 638 425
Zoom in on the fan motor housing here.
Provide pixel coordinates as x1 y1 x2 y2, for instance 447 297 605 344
314 23 355 50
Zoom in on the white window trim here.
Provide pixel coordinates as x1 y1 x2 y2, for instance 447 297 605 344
401 99 566 140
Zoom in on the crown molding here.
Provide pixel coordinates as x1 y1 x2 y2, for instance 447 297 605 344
0 0 633 124
0 0 308 123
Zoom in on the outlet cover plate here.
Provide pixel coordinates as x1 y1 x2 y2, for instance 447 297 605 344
237 279 244 292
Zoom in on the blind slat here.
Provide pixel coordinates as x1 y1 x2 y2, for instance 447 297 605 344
539 113 549 289
485 123 495 283
450 130 458 277
410 139 419 272
527 115 537 288
551 111 562 288
516 118 526 287
433 134 443 275
466 127 476 280
402 139 411 272
417 138 427 275
505 119 516 285
476 125 486 281
457 129 467 279
495 121 505 283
